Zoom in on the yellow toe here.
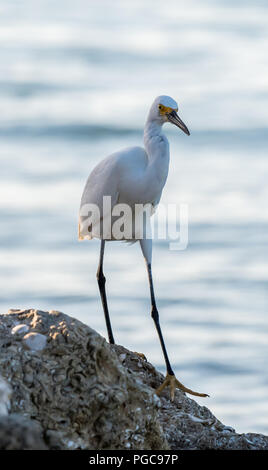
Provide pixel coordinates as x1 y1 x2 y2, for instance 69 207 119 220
156 373 209 401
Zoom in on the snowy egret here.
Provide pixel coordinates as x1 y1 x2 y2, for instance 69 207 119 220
79 95 208 400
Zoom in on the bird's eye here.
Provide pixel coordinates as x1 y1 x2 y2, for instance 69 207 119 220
158 104 162 110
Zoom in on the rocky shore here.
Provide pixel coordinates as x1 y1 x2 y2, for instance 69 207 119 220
0 308 267 450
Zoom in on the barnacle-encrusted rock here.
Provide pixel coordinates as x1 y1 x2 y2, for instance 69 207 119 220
22 331 47 351
0 308 268 450
0 375 11 416
0 414 47 450
0 374 47 449
0 309 166 450
11 324 29 336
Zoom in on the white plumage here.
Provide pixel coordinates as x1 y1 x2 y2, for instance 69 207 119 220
79 95 208 400
79 96 182 250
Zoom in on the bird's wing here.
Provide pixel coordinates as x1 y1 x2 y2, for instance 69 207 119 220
79 145 158 241
79 154 120 240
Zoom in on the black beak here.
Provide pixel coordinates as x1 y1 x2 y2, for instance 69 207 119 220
167 110 190 136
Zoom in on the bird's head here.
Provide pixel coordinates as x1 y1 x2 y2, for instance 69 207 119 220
149 95 190 136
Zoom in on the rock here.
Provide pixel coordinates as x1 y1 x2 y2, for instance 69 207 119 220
0 309 166 450
0 308 267 450
0 375 11 416
11 324 29 335
0 415 47 450
0 374 46 449
22 332 47 351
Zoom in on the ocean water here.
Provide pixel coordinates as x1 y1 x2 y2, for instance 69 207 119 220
1 0 268 434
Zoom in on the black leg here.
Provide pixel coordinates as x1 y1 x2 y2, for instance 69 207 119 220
146 262 174 376
97 240 115 344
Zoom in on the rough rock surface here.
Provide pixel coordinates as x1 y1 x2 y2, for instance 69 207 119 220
0 308 267 450
0 414 47 450
0 375 11 416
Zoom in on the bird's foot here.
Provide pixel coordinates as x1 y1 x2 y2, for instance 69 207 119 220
156 373 209 401
134 352 147 361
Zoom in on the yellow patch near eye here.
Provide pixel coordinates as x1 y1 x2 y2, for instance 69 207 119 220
158 104 178 115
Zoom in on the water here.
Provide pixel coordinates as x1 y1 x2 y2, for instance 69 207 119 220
1 0 268 434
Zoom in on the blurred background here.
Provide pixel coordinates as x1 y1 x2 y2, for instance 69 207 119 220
1 0 268 433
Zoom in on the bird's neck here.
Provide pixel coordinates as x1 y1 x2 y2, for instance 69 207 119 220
143 119 170 185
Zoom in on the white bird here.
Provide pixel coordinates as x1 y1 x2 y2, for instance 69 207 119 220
79 95 208 400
